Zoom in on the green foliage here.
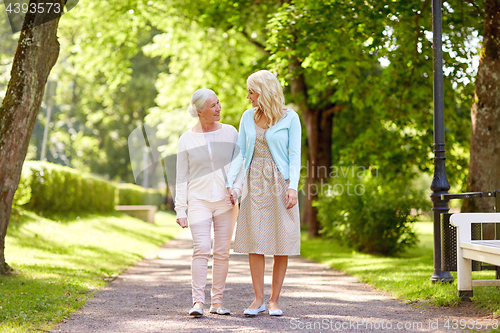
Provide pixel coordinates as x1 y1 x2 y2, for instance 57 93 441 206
18 162 116 214
12 168 32 208
39 0 265 182
266 0 475 185
29 1 170 182
268 0 383 107
144 12 262 127
58 0 153 96
315 172 431 255
116 183 163 208
6 0 480 210
2 210 180 332
9 0 476 188
13 161 164 217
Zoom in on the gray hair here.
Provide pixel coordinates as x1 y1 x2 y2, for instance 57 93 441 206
187 88 216 117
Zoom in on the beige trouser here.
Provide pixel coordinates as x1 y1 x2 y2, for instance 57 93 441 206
188 199 238 305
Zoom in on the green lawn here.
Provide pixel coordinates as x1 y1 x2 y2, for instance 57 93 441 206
301 222 500 316
0 209 180 333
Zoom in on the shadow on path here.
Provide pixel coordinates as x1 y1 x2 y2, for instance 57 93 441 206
52 230 490 333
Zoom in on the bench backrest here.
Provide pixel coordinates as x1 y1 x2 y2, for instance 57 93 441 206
450 213 500 244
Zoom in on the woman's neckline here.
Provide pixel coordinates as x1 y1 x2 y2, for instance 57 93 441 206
255 123 267 130
191 123 223 134
253 108 290 129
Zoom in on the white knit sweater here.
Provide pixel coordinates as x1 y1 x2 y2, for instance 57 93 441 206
174 123 244 219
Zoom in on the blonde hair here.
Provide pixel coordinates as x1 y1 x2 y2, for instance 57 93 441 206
187 88 216 117
247 70 285 127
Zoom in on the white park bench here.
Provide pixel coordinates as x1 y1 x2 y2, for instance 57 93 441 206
450 213 500 298
115 205 157 224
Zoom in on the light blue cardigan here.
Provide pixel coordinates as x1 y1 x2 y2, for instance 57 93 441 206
226 108 302 191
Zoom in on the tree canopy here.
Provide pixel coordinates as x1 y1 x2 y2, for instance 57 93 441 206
1 0 484 226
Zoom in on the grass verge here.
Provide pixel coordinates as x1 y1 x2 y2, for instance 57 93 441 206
0 209 180 333
301 222 500 316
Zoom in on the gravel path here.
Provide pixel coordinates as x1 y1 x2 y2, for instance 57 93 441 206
52 229 493 333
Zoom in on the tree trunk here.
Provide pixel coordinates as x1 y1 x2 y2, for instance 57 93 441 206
0 4 64 275
301 109 333 237
289 61 333 237
462 0 500 240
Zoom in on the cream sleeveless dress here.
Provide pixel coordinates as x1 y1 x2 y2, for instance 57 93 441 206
233 124 300 255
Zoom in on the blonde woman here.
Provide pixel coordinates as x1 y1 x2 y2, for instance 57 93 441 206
175 88 243 316
226 70 301 316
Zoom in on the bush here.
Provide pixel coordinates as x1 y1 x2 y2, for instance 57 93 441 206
15 161 116 214
314 172 430 255
13 162 164 215
116 183 163 208
12 167 32 208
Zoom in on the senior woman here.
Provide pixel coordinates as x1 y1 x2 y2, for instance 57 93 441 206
226 70 301 317
175 88 243 317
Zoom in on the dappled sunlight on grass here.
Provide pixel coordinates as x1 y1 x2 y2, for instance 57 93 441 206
301 221 500 311
0 209 180 333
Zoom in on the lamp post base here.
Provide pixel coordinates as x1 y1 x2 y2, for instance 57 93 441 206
430 269 454 283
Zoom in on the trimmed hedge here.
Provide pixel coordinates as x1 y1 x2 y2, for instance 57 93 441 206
15 161 116 213
13 161 164 214
116 183 163 208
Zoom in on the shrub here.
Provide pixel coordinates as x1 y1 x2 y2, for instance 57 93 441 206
314 172 430 255
13 162 164 215
12 167 32 208
17 161 116 214
116 183 163 208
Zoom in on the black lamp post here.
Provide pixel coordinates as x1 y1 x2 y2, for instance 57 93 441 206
430 0 454 283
